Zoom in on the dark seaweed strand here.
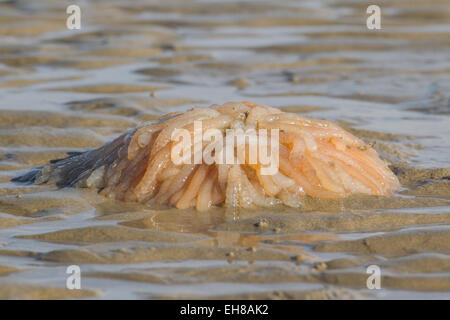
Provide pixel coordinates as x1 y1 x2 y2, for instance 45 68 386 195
11 167 43 184
59 129 136 188
63 132 131 187
49 151 85 164
11 150 86 184
11 129 136 188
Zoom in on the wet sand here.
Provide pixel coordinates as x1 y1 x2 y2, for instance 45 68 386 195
0 0 449 299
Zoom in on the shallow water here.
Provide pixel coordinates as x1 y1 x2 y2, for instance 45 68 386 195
0 0 449 299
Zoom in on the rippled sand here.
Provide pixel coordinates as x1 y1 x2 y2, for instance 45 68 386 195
0 0 449 299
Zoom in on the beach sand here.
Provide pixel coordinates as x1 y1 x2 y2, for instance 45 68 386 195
0 0 449 299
